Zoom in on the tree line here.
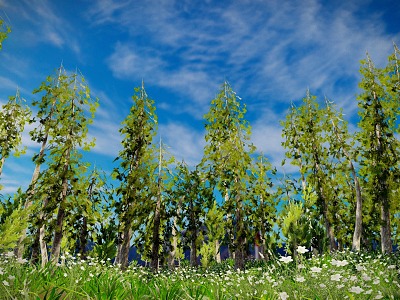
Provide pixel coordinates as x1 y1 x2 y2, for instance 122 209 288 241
0 21 399 271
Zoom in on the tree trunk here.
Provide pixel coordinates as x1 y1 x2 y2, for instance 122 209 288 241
16 133 49 260
79 216 88 259
38 196 50 267
30 229 40 264
215 239 221 263
0 156 5 177
168 216 178 269
190 232 198 267
51 203 66 264
234 195 245 270
380 195 392 253
351 162 363 252
117 224 132 270
51 147 70 264
329 115 363 252
150 190 162 271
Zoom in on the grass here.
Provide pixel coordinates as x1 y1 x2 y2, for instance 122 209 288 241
0 249 398 299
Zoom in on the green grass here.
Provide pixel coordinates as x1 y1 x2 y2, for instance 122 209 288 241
0 250 398 299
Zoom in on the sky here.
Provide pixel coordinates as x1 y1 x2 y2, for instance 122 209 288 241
0 0 399 195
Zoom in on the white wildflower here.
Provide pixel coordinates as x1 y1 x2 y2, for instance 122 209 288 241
349 286 364 294
279 291 289 300
310 266 322 273
296 246 309 254
279 256 293 264
331 274 342 281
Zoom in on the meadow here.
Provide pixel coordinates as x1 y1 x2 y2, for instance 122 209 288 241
0 247 398 300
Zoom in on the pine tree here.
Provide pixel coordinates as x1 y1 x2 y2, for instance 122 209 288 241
172 162 213 267
28 67 97 264
113 82 157 270
281 91 338 252
356 51 399 253
248 154 276 260
202 81 254 269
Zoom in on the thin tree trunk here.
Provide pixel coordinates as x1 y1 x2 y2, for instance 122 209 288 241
37 197 50 267
79 217 88 259
351 162 363 252
190 236 198 267
50 203 65 264
215 239 221 263
234 192 245 270
374 118 393 254
117 225 132 270
168 217 178 269
0 156 5 177
189 198 198 267
328 112 363 252
321 188 337 252
150 192 162 271
16 131 49 259
30 229 39 264
380 191 392 253
50 142 71 264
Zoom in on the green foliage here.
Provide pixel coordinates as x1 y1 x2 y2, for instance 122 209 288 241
0 190 32 251
202 81 255 269
0 19 10 50
356 49 400 252
0 250 398 299
199 201 225 268
0 89 32 182
27 66 98 263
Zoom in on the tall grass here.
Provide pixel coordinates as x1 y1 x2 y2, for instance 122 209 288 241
0 249 398 299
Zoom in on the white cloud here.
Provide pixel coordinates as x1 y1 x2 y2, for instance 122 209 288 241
96 0 399 122
3 0 80 54
159 122 205 167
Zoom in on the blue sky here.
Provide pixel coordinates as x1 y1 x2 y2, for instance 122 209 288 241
0 0 399 195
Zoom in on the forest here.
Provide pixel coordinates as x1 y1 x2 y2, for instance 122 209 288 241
0 19 399 276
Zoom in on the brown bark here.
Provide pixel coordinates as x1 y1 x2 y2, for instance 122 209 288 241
380 187 392 253
168 217 178 269
50 203 65 264
150 181 162 271
117 225 133 270
151 144 163 272
234 193 245 270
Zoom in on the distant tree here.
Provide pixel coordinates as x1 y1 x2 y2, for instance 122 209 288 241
199 200 225 267
61 168 109 259
202 81 254 269
113 82 157 270
248 154 276 260
281 92 338 252
172 162 214 267
324 99 363 251
0 89 31 180
149 139 175 271
356 50 400 254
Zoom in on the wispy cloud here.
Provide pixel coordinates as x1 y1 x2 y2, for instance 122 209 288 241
2 0 80 54
159 122 205 167
93 0 398 120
